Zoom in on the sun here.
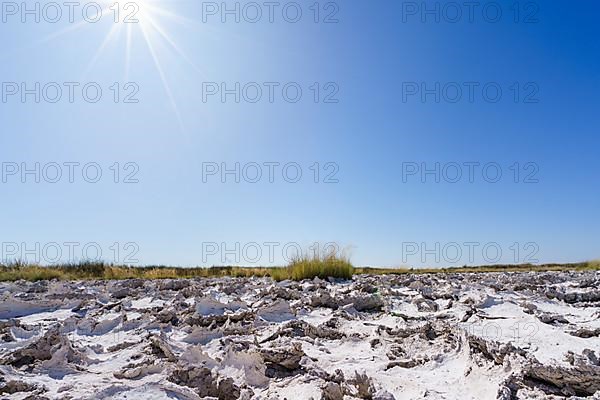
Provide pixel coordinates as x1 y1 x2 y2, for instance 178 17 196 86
42 0 198 131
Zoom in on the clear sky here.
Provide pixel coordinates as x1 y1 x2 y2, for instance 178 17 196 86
1 0 599 267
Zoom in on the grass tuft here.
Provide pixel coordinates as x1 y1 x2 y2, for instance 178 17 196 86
284 253 354 281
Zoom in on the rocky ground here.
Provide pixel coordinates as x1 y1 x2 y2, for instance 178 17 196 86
1 271 599 399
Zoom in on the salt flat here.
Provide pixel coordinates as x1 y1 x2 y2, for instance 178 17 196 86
1 272 599 399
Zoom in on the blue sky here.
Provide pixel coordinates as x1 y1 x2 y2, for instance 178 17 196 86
0 0 599 267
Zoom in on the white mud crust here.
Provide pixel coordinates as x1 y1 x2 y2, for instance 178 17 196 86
1 271 600 399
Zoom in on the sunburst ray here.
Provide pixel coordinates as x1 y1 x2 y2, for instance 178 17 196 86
139 21 185 132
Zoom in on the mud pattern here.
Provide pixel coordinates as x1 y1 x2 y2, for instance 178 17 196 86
1 271 599 399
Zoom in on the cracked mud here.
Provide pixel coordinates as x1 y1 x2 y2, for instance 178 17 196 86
1 271 600 399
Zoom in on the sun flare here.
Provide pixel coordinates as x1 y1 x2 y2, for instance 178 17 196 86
42 0 195 130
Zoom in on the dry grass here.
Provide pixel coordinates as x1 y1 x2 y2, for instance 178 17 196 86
0 261 277 282
0 260 597 282
586 260 600 270
279 253 354 281
357 261 600 275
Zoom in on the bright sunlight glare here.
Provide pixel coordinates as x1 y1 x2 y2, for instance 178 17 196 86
42 0 199 131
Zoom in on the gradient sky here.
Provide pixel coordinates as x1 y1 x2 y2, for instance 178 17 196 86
1 0 599 267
